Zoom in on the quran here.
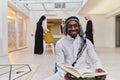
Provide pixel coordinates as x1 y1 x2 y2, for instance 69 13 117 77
57 63 106 79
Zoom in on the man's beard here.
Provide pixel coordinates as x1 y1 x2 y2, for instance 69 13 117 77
68 30 79 38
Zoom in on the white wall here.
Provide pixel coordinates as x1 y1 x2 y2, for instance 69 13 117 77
105 16 115 47
80 14 115 47
0 0 8 56
0 1 2 54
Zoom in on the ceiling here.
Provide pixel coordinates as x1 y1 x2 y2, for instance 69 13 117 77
80 0 120 14
10 0 120 15
11 0 88 14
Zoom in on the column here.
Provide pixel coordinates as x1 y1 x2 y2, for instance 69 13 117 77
0 0 8 56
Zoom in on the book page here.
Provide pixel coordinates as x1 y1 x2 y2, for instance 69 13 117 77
81 72 107 78
82 72 95 78
94 72 107 77
57 64 81 78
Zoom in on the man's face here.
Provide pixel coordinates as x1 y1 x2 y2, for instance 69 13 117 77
66 21 79 38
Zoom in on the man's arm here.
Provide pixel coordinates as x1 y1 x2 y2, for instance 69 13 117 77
55 41 65 64
86 39 103 69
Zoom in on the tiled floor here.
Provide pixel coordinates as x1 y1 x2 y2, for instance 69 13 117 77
0 47 120 80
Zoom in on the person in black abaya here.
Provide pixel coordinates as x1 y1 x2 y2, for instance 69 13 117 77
34 15 46 54
85 16 94 45
60 19 65 34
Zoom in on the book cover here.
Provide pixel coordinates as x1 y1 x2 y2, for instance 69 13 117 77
57 63 107 79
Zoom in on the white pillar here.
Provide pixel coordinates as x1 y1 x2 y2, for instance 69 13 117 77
0 0 8 56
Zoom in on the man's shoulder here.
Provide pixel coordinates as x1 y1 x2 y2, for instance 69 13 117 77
56 36 68 45
86 38 91 43
56 37 65 43
85 38 94 47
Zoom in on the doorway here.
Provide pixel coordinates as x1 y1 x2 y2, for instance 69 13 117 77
47 18 63 44
115 15 120 47
47 19 61 35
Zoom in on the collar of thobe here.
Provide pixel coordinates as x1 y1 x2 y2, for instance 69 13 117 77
66 34 79 41
66 34 83 61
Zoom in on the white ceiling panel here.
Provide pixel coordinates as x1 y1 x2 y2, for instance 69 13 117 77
11 0 88 13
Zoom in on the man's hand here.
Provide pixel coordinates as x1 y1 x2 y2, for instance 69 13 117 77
64 73 77 80
95 68 106 80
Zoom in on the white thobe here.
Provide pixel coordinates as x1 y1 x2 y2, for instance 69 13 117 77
45 35 111 80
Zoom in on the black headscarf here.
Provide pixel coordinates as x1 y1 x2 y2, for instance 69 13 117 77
38 15 46 24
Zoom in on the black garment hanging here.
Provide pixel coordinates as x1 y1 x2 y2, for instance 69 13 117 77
34 21 44 54
34 16 46 54
85 20 94 45
60 24 64 34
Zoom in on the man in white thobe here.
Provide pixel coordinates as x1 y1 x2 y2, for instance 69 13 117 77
45 16 108 80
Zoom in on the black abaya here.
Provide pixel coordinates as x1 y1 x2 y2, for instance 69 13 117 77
34 16 46 54
85 20 94 45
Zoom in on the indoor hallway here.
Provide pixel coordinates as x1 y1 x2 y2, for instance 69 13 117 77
0 47 120 80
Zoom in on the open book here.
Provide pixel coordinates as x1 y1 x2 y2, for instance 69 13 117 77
57 63 107 79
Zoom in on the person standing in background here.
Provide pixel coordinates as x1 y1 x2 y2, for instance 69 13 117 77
34 15 49 54
85 16 94 45
60 19 65 34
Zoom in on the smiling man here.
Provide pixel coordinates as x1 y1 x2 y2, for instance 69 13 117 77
45 16 108 80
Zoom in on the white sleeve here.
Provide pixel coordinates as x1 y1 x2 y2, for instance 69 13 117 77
55 41 65 64
55 40 66 74
86 39 103 69
42 20 49 33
